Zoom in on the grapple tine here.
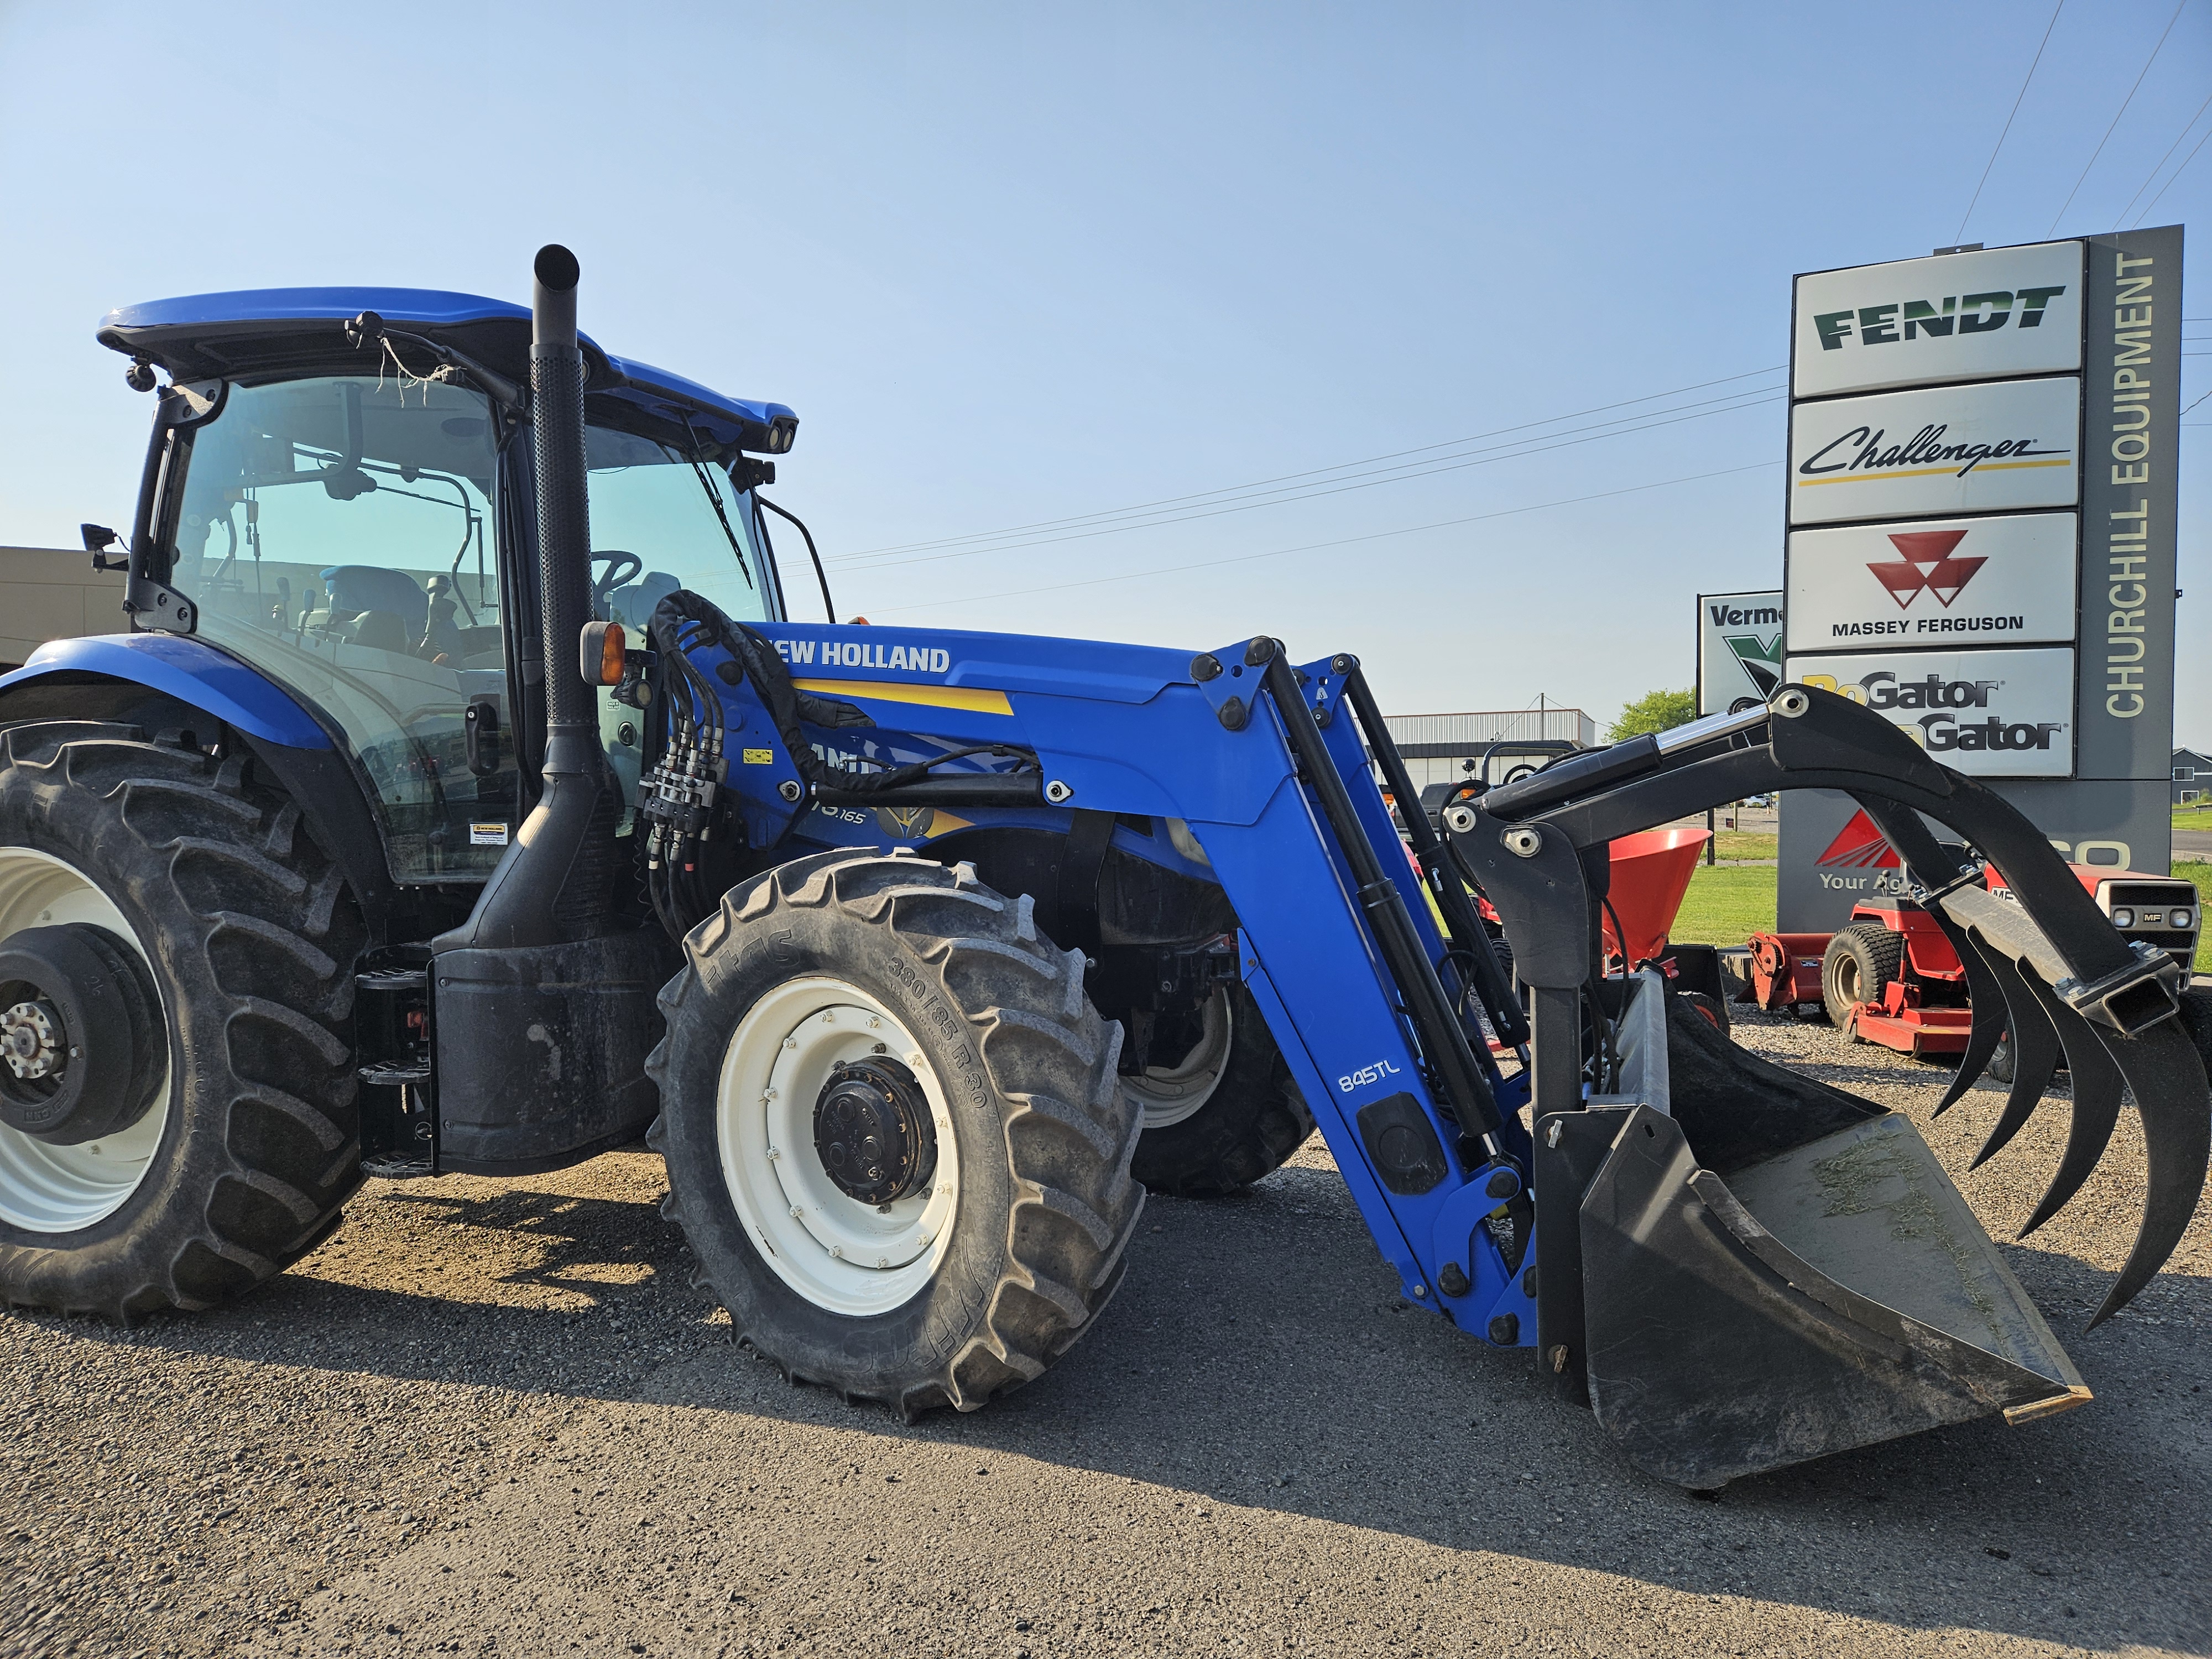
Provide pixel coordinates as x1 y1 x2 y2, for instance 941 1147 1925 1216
1934 922 2008 1116
1965 940 2062 1171
2086 1018 2210 1326
2014 973 2124 1238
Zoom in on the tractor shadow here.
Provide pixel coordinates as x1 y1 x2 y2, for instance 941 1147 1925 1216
34 1152 2212 1652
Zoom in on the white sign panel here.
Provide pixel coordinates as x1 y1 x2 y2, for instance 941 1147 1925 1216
1698 591 1784 715
1786 646 2075 777
1788 375 2079 526
1786 513 2077 652
1793 240 2083 398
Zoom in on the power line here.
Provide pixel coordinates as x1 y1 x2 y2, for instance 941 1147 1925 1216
2131 119 2212 225
2111 87 2212 226
832 391 1785 575
865 462 1780 617
2047 0 2189 236
836 365 1785 560
1957 0 2064 243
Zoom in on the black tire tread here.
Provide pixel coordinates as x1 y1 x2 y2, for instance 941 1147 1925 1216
645 851 1144 1417
1128 981 1315 1198
0 722 364 1318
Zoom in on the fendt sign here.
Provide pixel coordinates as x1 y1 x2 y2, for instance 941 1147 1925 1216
1776 227 2182 931
1792 239 2084 398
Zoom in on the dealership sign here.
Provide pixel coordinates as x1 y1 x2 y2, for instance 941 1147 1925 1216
1793 240 2084 398
1697 590 1783 715
1776 229 2179 928
1785 513 2076 650
1787 376 2080 525
1788 646 2074 776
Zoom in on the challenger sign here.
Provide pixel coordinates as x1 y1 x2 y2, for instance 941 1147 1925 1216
1787 376 2080 525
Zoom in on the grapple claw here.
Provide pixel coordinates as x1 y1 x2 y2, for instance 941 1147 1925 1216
2086 1016 2210 1326
1934 925 2008 1115
1965 943 2063 1171
2016 974 2124 1238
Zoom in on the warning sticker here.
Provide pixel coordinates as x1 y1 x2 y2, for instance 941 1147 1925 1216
742 748 774 765
469 822 510 846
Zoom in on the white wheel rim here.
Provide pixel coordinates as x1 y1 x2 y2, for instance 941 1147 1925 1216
717 976 960 1317
0 848 170 1233
1123 985 1232 1130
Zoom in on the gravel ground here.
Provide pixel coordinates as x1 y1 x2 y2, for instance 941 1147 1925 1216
4 1007 2206 1659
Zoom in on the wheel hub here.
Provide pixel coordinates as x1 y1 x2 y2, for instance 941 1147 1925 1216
0 924 166 1145
0 1000 61 1079
812 1058 936 1206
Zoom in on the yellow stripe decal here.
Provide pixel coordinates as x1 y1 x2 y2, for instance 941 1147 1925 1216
1796 458 2072 487
793 677 1014 716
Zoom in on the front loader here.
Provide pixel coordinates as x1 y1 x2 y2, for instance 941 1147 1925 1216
0 248 2203 1486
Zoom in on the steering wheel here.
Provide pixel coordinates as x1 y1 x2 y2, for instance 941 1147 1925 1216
590 550 644 617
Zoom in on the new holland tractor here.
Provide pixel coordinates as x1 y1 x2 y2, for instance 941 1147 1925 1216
2 248 2204 1487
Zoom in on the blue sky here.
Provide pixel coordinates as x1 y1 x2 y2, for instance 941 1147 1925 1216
1 2 2205 743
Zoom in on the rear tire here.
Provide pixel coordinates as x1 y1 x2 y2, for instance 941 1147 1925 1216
1821 924 1905 1035
1128 980 1314 1197
646 851 1144 1416
0 723 364 1317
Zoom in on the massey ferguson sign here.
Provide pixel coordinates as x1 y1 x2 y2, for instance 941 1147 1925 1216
1792 239 2083 398
1787 646 2074 776
1785 513 2076 650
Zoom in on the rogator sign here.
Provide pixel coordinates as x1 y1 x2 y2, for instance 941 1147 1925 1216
1786 646 2074 777
1792 239 2083 398
1697 590 1785 715
1785 513 2077 650
1787 376 2080 525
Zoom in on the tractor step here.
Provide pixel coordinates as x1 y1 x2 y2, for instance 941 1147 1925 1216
356 966 429 990
358 1062 431 1086
359 1152 437 1181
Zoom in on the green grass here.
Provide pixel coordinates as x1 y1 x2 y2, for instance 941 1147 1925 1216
1670 863 1776 947
2178 860 2210 973
2174 805 2212 833
1713 830 1777 861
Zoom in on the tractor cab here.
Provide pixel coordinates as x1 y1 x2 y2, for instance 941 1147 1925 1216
93 288 798 888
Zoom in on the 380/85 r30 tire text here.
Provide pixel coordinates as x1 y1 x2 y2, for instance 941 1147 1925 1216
646 851 1145 1417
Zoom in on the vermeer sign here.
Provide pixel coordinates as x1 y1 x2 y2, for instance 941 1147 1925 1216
1785 513 2077 650
1792 240 2083 398
1786 375 2080 525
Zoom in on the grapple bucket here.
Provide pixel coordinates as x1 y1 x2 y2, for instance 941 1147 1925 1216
1446 687 2208 1485
1569 979 2084 1486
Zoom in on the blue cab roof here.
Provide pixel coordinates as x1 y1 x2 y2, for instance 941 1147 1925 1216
98 286 797 455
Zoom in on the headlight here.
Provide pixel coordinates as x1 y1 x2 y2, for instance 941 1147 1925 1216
2173 907 2195 930
2110 907 2134 928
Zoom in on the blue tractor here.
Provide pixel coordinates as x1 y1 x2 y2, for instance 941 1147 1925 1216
1 247 2202 1485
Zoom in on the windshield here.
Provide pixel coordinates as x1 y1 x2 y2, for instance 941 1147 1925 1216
168 374 514 880
585 423 778 632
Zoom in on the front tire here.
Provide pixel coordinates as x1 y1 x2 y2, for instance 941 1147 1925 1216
0 723 364 1317
647 851 1144 1416
1821 922 1905 1034
1127 980 1314 1197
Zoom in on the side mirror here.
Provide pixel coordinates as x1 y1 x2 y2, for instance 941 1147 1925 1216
81 524 127 573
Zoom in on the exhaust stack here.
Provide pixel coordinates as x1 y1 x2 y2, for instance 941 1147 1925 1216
440 244 619 950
